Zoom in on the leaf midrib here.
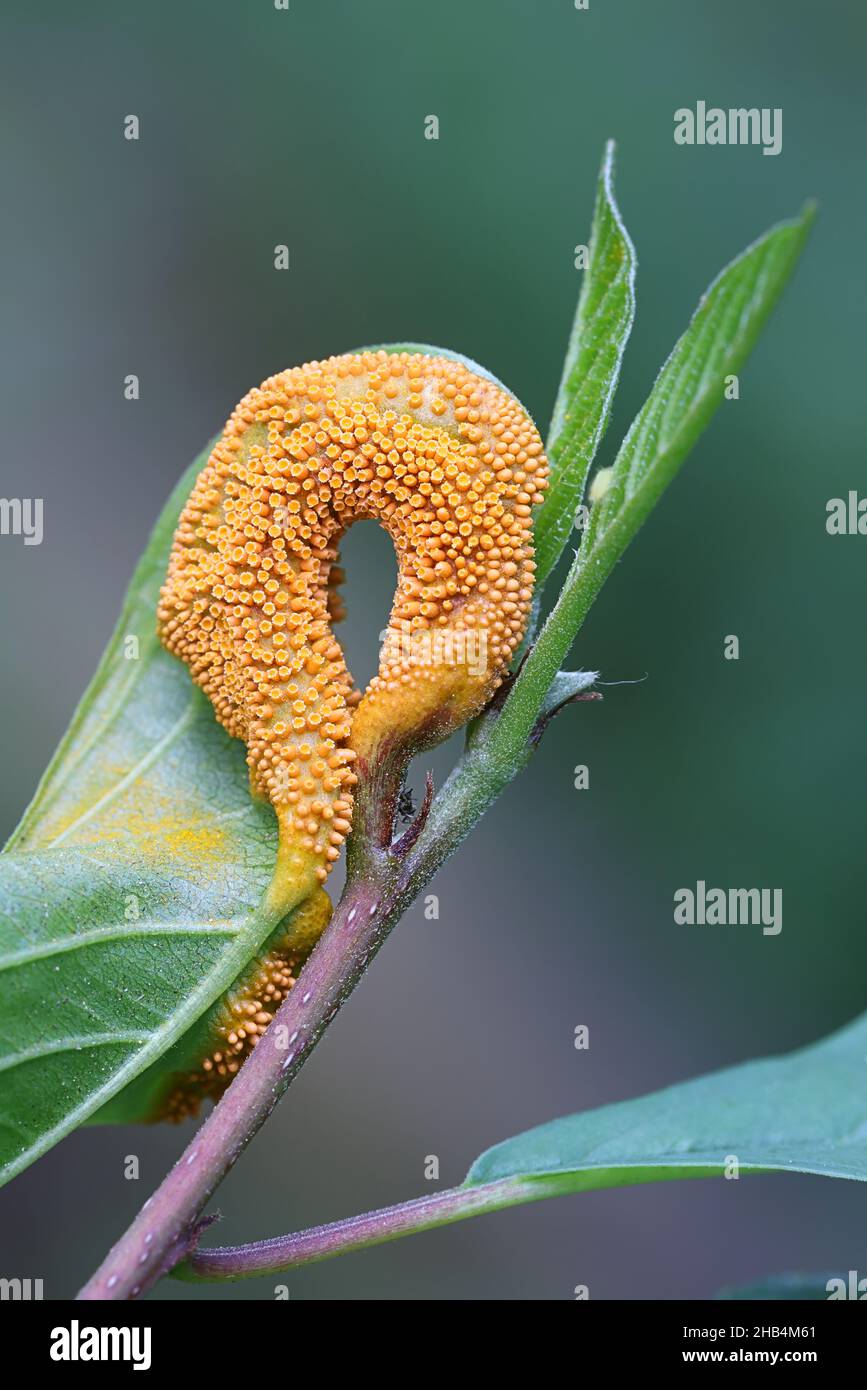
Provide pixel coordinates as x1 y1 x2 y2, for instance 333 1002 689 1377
0 901 272 1184
0 921 241 973
0 1033 153 1075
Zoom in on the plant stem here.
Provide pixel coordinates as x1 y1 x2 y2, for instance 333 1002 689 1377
77 860 396 1300
77 526 610 1302
77 646 594 1302
173 1175 562 1282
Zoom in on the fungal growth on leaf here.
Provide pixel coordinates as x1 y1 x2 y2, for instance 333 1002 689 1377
157 887 333 1121
158 349 548 916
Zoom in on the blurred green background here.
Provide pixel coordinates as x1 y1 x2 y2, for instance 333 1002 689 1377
1 0 865 1299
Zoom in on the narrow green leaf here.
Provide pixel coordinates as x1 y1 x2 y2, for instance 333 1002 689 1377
0 442 296 1186
466 1009 867 1190
582 202 815 563
534 140 636 585
483 204 814 767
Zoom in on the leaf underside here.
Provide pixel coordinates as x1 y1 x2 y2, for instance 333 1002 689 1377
0 444 292 1186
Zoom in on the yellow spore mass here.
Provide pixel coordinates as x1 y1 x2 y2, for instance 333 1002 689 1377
158 350 548 906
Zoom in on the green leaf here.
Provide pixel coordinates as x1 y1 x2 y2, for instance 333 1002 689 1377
536 669 600 721
717 1272 839 1301
466 1009 867 1191
176 1012 867 1283
533 140 636 586
0 441 297 1186
581 201 815 570
484 204 814 766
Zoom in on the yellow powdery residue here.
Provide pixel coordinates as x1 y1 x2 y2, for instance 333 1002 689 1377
48 784 236 868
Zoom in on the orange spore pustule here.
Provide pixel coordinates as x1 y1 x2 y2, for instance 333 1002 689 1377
158 350 548 894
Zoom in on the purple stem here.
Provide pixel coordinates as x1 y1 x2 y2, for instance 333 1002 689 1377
175 1176 560 1282
77 864 398 1300
77 700 530 1300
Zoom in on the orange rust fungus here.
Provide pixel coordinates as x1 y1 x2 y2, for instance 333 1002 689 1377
161 947 300 1121
158 350 548 908
158 888 331 1121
